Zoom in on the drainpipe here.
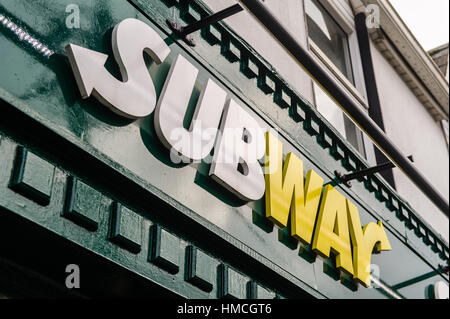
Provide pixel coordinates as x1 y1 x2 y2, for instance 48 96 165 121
350 0 396 188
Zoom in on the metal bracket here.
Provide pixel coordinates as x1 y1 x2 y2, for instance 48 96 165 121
166 4 243 47
166 19 196 47
335 155 414 188
439 264 449 275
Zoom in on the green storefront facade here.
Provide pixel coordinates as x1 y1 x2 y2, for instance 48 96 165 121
0 0 448 299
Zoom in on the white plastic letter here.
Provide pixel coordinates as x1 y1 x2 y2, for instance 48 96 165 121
154 55 227 162
65 18 171 119
209 99 266 201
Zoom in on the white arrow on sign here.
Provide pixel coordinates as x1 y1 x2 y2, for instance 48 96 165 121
65 18 171 119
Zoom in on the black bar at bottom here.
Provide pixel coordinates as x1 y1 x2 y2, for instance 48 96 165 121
339 162 395 184
339 156 414 183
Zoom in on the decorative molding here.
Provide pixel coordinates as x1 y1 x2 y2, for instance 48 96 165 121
3 144 278 298
9 146 54 206
363 0 449 121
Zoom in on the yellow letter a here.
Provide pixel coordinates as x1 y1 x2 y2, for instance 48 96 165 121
312 185 354 275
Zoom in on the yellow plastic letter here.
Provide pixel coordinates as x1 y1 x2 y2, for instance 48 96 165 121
264 132 324 244
347 199 392 287
312 185 354 275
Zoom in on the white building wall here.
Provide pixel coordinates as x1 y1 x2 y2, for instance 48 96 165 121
371 44 449 241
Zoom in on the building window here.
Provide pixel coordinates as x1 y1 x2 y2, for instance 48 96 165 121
305 0 367 158
313 83 366 157
305 0 354 83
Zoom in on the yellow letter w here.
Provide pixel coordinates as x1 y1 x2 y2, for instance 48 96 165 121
264 132 324 244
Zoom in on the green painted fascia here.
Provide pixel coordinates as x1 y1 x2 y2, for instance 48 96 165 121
0 0 447 278
129 0 449 266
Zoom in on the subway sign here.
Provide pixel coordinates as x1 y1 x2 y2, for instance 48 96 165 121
65 18 391 288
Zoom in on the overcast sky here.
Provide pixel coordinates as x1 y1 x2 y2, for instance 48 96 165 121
389 0 449 51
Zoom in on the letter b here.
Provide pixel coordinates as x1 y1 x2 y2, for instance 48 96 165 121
209 100 266 201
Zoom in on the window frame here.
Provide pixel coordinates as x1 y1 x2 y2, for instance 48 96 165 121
305 0 368 108
304 0 376 162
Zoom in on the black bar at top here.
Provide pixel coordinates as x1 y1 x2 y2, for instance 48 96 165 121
180 4 243 37
238 0 449 216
